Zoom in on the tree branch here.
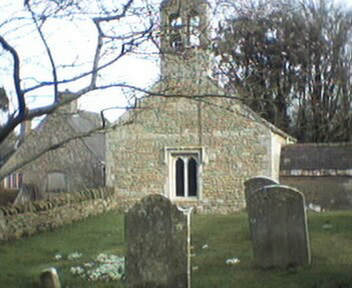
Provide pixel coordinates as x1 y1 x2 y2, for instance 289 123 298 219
0 35 27 144
26 3 59 101
22 23 152 95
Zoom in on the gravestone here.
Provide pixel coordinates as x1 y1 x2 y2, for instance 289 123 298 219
249 185 311 269
40 268 61 288
125 195 191 288
244 176 278 239
244 176 278 209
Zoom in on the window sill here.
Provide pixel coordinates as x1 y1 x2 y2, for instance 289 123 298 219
172 196 199 202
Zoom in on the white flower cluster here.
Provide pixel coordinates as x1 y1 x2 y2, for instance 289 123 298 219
68 252 82 260
68 252 125 282
225 257 240 265
70 266 85 275
86 254 125 281
54 254 62 260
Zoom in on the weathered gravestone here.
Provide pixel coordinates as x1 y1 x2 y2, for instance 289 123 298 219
125 194 191 288
40 267 61 288
249 185 311 269
244 176 279 239
244 176 279 206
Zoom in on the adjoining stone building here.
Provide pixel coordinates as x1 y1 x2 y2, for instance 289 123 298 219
0 133 22 190
0 101 105 196
106 0 294 213
280 143 352 210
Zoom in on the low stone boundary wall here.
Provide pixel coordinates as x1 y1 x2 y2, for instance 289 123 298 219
0 188 138 241
280 176 352 210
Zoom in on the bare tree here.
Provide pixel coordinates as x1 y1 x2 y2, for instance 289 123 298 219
0 0 158 179
214 0 352 142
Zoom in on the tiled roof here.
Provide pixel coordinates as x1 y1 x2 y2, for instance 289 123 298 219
280 143 352 170
67 111 105 162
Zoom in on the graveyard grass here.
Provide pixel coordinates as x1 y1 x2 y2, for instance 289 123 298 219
1 210 352 288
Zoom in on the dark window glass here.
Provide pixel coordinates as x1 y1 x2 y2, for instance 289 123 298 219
188 157 197 196
176 158 185 196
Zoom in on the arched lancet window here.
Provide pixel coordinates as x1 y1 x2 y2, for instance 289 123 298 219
167 148 202 199
188 157 198 196
173 155 198 198
169 14 183 51
176 158 185 196
188 15 200 47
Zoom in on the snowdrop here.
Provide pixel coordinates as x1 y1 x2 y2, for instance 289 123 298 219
225 258 240 265
68 252 82 260
84 262 94 268
54 254 62 261
68 253 125 282
70 266 85 275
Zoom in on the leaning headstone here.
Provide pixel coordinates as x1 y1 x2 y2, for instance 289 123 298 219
244 176 278 209
249 185 311 269
244 176 278 239
125 195 191 288
40 267 61 288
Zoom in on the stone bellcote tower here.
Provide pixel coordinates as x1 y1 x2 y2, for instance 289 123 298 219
160 0 211 81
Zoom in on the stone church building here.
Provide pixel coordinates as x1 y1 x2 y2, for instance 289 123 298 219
1 101 105 196
106 0 294 213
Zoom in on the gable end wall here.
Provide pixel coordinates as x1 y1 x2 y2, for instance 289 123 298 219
106 92 277 213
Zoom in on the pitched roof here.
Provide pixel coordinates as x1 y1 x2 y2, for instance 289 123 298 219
280 143 352 171
0 109 106 180
67 111 105 162
0 133 18 166
33 110 105 162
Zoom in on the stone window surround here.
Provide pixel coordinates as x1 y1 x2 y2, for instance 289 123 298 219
168 11 201 50
164 146 206 201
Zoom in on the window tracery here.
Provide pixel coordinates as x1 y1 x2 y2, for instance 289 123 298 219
165 147 204 199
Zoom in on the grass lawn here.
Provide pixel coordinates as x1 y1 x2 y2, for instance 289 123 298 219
1 210 352 287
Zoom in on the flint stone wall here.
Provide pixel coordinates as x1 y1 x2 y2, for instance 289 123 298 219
249 185 311 269
125 195 189 288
